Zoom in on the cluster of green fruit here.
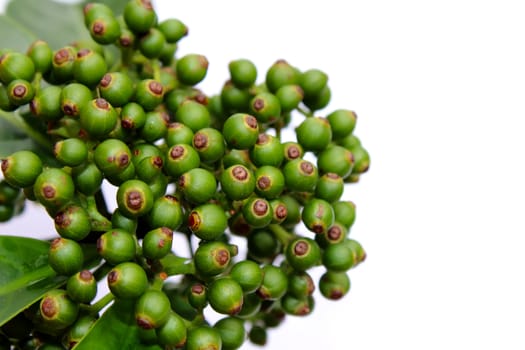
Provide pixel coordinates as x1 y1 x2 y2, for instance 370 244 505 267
0 0 370 349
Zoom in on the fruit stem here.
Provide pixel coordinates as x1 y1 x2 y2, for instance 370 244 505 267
83 194 112 232
159 254 196 276
297 106 313 118
81 292 115 315
152 59 161 81
268 224 295 246
0 109 53 153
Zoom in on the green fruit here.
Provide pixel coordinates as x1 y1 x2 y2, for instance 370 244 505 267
176 53 209 86
0 52 35 84
319 270 350 300
282 294 314 316
229 58 257 88
249 133 284 167
317 145 354 179
265 59 300 93
53 138 88 167
116 179 154 218
194 241 231 277
220 80 251 114
139 28 166 58
66 270 97 304
327 109 357 140
208 277 244 315
214 317 245 350
140 110 169 143
301 198 334 234
146 194 183 230
164 143 200 178
248 325 267 346
332 201 356 230
60 82 92 117
134 79 164 111
33 168 75 211
165 122 194 146
7 79 34 106
27 40 53 73
257 264 288 300
158 18 188 43
220 164 256 200
111 208 138 233
296 116 332 152
315 172 344 202
275 84 304 112
188 282 208 310
186 326 222 350
315 221 347 248
79 98 118 139
188 203 228 241
94 138 132 176
142 227 173 260
249 92 281 124
88 13 121 44
303 84 331 111
242 197 272 228
135 290 171 329
39 289 79 331
269 198 288 224
63 314 97 349
174 99 210 132
73 48 107 87
72 162 103 196
287 272 315 299
107 262 148 299
254 165 285 199
99 72 134 107
285 237 321 271
282 158 318 193
97 228 137 265
247 229 279 262
54 204 91 241
222 113 259 149
322 242 355 271
299 68 328 99
48 238 84 276
156 312 187 348
49 46 76 83
1 150 42 188
124 0 156 34
120 102 146 130
178 167 217 204
29 85 62 121
230 260 263 293
192 127 226 163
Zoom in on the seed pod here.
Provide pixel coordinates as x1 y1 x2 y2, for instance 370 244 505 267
178 167 216 204
194 241 231 277
164 144 200 178
155 311 187 348
66 270 97 304
301 198 334 234
220 164 256 201
296 116 332 152
213 317 246 350
54 138 88 167
39 289 79 331
285 237 321 271
107 262 148 299
208 277 244 315
79 98 118 138
188 203 228 241
142 227 173 260
97 228 137 265
222 113 259 150
135 290 171 329
1 150 42 188
257 264 288 300
176 53 209 86
54 204 91 241
319 270 351 300
282 158 318 193
230 260 263 293
116 179 154 218
134 79 164 111
33 168 75 211
48 238 84 276
0 52 35 84
60 82 92 117
250 134 284 167
99 72 134 107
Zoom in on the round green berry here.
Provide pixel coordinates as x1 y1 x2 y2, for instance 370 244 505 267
39 289 79 331
63 314 97 349
257 264 288 300
287 271 315 299
145 194 183 230
0 52 35 84
282 294 314 316
249 133 284 167
299 68 328 99
60 82 92 117
345 238 367 266
33 168 75 211
142 227 173 260
247 229 279 262
140 110 169 143
317 145 354 179
73 48 107 87
242 197 272 228
120 102 146 130
88 13 121 44
296 116 332 152
214 317 245 350
139 28 166 58
111 208 138 233
1 150 42 188
165 122 194 146
134 79 164 111
124 0 156 34
49 46 76 84
248 325 267 346
174 99 210 132
327 109 357 140
7 79 34 106
188 203 228 241
315 172 344 202
97 228 137 265
98 72 134 107
29 85 62 121
53 138 88 167
79 98 118 138
303 84 331 111
230 260 263 293
164 144 200 178
229 58 257 88
186 326 222 350
249 92 281 124
116 179 154 218
332 201 356 230
176 53 209 86
254 165 285 199
220 80 251 114
222 149 252 169
315 221 347 248
107 262 148 299
158 18 188 43
222 113 259 149
282 158 318 193
66 270 97 304
156 311 187 348
72 162 103 196
27 40 53 73
275 84 304 112
48 238 84 276
192 127 225 163
220 164 256 201
135 289 171 329
269 198 288 224
285 237 321 271
177 167 217 204
93 138 132 176
54 204 91 241
301 198 334 234
194 241 231 277
208 277 244 315
322 242 355 271
187 282 208 310
319 270 350 300
265 59 300 93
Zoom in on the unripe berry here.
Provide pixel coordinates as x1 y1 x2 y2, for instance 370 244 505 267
287 271 315 299
164 143 200 178
48 238 84 276
27 40 53 73
88 13 121 45
187 282 208 310
140 110 169 143
322 242 355 271
249 133 284 167
254 165 285 199
192 127 226 163
315 172 344 202
158 18 188 43
242 197 272 228
134 79 164 111
327 109 357 140
186 326 222 350
116 179 154 218
72 163 103 196
214 317 246 350
285 237 321 271
165 122 194 147
296 116 332 152
156 312 187 348
97 228 137 265
230 260 263 293
208 277 244 315
257 264 288 300
194 241 231 277
1 150 42 188
178 167 216 204
265 59 300 93
33 168 75 211
7 79 34 106
319 270 351 300
276 84 304 112
39 289 79 331
282 158 318 193
99 72 134 107
139 28 166 58
49 46 76 84
301 198 334 234
247 229 280 263
73 48 107 87
107 262 148 299
174 99 210 132
176 53 209 86
220 164 256 200
93 138 132 176
79 98 118 139
299 68 328 99
142 227 173 260
54 204 91 241
135 290 171 329
188 203 228 241
229 58 257 88
249 92 281 124
317 145 354 179
124 0 156 34
0 52 35 84
60 82 92 117
53 138 88 167
66 270 97 304
332 201 356 230
282 294 314 316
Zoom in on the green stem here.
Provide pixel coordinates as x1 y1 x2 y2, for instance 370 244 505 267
296 106 313 118
0 109 53 152
152 59 161 81
85 195 112 232
159 254 196 276
269 224 296 246
81 293 115 315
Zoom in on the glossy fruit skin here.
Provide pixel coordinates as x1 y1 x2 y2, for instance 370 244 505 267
332 200 356 230
220 164 256 200
208 277 244 315
249 133 284 167
164 143 200 178
282 294 314 316
269 198 287 224
142 227 173 260
242 197 272 228
247 229 279 263
174 99 210 132
54 204 91 241
27 40 53 73
124 0 156 34
287 272 315 299
327 109 357 140
186 326 222 350
139 28 166 58
48 238 84 276
1 150 42 188
222 113 259 149
213 316 245 350
178 167 217 204
257 264 288 300
249 92 281 124
140 110 169 143
299 68 328 99
176 53 209 86
282 158 318 193
53 138 88 167
79 98 118 139
116 179 154 218
88 14 121 45
220 80 251 114
73 48 107 87
303 84 331 111
228 58 257 88
230 260 263 293
99 72 134 107
165 122 194 146
134 79 165 111
301 198 334 234
107 262 148 299
265 59 300 93
33 168 75 211
0 52 35 84
254 165 285 199
188 203 228 241
296 116 332 152
322 242 355 272
97 228 137 265
39 289 79 331
319 270 351 300
285 237 321 271
72 163 103 196
94 138 132 176
315 221 347 248
7 79 34 106
317 145 354 179
66 270 97 304
29 85 62 121
187 282 208 310
276 84 303 112
60 82 92 117
155 311 187 348
315 172 344 202
146 194 183 230
49 46 76 84
159 18 187 43
194 241 231 277
192 127 225 163
135 290 171 329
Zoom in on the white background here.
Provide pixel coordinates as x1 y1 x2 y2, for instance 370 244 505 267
2 0 525 349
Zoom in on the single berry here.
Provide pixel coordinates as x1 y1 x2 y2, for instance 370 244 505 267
254 165 285 199
229 58 257 88
53 138 88 167
301 198 334 234
194 241 231 277
192 127 226 163
156 312 187 348
124 0 156 34
73 48 107 87
116 179 154 218
176 53 209 86
79 98 118 138
54 204 91 241
186 326 222 350
249 92 281 124
142 227 173 260
66 270 97 304
214 317 245 350
134 79 164 111
178 167 217 204
39 289 79 331
188 203 228 241
1 150 42 188
60 82 93 117
222 113 259 149
282 158 319 193
208 277 244 315
257 264 288 300
242 197 272 228
33 168 75 211
319 270 351 300
174 99 210 132
285 237 321 271
99 72 134 107
220 164 256 200
97 228 137 265
48 238 84 276
27 40 53 73
249 133 284 167
327 109 357 140
296 116 332 152
230 260 263 293
107 262 148 299
135 290 171 329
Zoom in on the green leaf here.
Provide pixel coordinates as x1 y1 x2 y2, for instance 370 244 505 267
0 14 37 52
82 0 130 16
6 0 91 50
0 236 66 327
74 300 163 350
